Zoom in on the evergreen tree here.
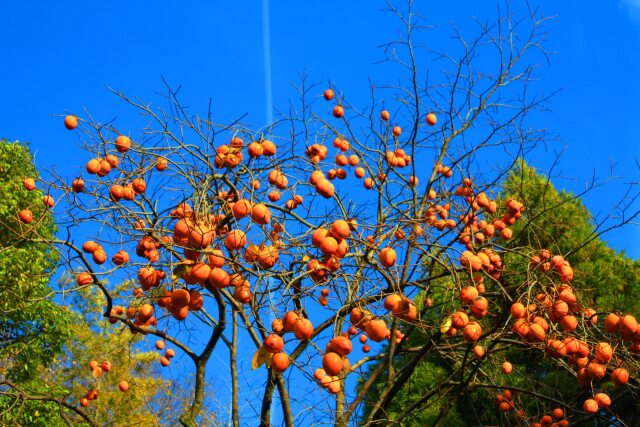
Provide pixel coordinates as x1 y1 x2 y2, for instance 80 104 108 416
359 160 640 425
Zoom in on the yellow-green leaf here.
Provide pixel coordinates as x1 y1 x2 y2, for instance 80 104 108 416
440 315 452 334
251 346 272 370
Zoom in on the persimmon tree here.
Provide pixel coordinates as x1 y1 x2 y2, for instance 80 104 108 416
5 2 640 426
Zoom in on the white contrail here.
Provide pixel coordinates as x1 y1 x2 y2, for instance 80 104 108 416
262 0 273 127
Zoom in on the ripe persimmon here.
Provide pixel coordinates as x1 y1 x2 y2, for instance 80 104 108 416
379 247 396 267
77 272 92 286
463 322 482 342
97 159 111 177
112 249 129 266
365 319 388 342
171 289 191 308
473 345 485 358
208 248 225 268
115 135 131 152
501 361 513 374
225 229 247 250
208 268 230 288
583 398 598 413
155 156 168 171
264 334 284 353
324 89 334 101
232 199 252 219
82 240 100 253
363 177 374 189
64 115 78 130
261 140 277 156
85 159 100 174
293 318 313 340
271 352 290 372
91 248 106 264
460 286 479 304
282 311 300 332
510 302 527 319
314 368 326 381
23 177 35 191
560 315 578 332
272 319 284 334
612 367 629 386
451 311 470 329
384 294 402 311
586 360 606 379
329 336 353 356
248 142 264 157
72 178 85 192
594 392 611 409
105 154 119 168
330 220 351 240
322 352 343 376
132 178 146 194
251 203 271 225
594 342 613 363
327 376 341 394
319 236 339 255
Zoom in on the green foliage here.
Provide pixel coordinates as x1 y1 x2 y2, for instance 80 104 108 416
0 139 74 423
1 279 180 426
359 160 640 425
0 141 208 426
0 139 72 379
502 160 593 255
46 287 177 426
503 160 640 314
359 350 465 426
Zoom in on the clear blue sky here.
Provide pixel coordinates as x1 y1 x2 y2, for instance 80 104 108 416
2 1 639 258
2 1 640 423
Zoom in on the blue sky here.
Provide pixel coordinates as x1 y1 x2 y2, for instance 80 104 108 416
2 1 639 257
2 1 640 423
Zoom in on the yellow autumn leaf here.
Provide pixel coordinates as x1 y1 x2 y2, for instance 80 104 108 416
172 266 185 277
302 255 311 262
440 315 452 334
251 346 272 370
172 263 190 281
